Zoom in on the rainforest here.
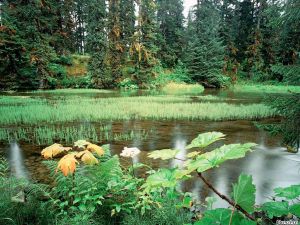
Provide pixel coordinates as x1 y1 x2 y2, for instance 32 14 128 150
0 0 299 224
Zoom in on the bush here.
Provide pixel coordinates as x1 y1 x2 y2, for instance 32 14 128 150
118 78 139 89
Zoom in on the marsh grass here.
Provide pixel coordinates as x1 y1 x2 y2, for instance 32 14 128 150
162 82 204 95
31 88 113 94
0 125 150 145
0 95 275 126
231 84 300 93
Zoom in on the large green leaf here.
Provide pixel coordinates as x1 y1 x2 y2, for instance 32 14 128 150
232 174 256 213
186 143 256 173
186 132 225 149
142 168 178 190
274 184 300 200
194 208 244 225
262 201 289 218
147 149 180 160
290 203 300 217
240 220 257 225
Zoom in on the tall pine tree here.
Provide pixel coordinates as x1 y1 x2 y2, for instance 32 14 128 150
156 0 185 67
85 0 108 88
185 0 226 87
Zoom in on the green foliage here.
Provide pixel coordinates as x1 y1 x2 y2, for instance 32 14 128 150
0 95 275 126
232 174 256 213
186 143 256 174
194 208 255 225
0 158 52 225
184 0 227 88
142 168 178 191
271 64 300 85
262 201 290 219
274 184 300 200
186 132 225 149
260 93 300 151
1 133 300 224
148 149 180 160
119 78 139 90
156 0 185 67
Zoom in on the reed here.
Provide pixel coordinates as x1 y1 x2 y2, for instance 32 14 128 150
162 82 204 95
0 95 275 126
231 84 300 93
31 89 113 94
0 125 150 145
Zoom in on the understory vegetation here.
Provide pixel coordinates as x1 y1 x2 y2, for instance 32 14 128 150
1 132 299 225
0 95 275 127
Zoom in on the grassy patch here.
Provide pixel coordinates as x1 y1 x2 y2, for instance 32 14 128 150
0 95 275 126
0 125 150 145
162 82 204 95
31 89 113 94
231 84 300 93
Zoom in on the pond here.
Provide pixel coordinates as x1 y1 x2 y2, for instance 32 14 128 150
0 89 299 208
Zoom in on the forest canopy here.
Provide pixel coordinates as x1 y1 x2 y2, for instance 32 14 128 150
0 0 299 90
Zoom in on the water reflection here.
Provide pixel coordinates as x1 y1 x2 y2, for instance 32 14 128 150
8 142 28 179
0 120 299 208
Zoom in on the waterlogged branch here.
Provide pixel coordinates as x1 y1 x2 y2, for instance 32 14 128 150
197 172 255 221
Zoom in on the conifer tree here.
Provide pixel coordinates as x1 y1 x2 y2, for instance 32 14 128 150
0 0 60 89
156 0 185 67
129 0 158 87
107 0 123 85
120 0 135 62
185 0 226 87
85 0 108 87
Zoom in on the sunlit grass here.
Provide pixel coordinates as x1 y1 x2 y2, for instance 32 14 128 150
0 125 150 145
31 89 114 94
231 84 300 93
162 82 204 95
0 95 275 126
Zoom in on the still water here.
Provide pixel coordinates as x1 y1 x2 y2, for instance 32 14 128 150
0 90 299 207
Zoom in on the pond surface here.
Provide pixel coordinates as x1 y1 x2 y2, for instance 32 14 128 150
0 89 299 208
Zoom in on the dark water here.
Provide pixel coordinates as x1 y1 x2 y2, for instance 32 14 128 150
1 90 299 207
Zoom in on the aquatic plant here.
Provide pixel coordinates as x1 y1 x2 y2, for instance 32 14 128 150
0 95 275 126
231 84 300 93
0 125 150 145
162 82 204 95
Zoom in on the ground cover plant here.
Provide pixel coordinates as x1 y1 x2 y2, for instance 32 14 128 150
0 95 275 127
231 84 300 94
0 132 299 225
0 125 151 145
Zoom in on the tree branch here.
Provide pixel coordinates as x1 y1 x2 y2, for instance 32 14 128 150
197 172 255 221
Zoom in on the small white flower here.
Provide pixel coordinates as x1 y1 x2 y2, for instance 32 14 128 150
120 147 141 158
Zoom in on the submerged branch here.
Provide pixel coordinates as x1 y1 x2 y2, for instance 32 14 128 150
197 172 255 221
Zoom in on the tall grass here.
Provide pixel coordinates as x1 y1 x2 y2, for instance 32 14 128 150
162 82 204 95
231 84 300 93
0 125 150 145
31 89 113 94
0 95 275 126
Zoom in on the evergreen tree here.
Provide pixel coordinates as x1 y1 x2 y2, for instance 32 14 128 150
156 0 185 67
107 0 123 85
56 0 77 54
0 0 60 89
74 1 86 54
220 0 240 82
235 0 256 66
129 0 158 87
120 0 135 62
185 0 226 87
85 0 108 88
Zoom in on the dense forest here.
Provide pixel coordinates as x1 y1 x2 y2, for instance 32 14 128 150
0 1 300 225
0 0 299 90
